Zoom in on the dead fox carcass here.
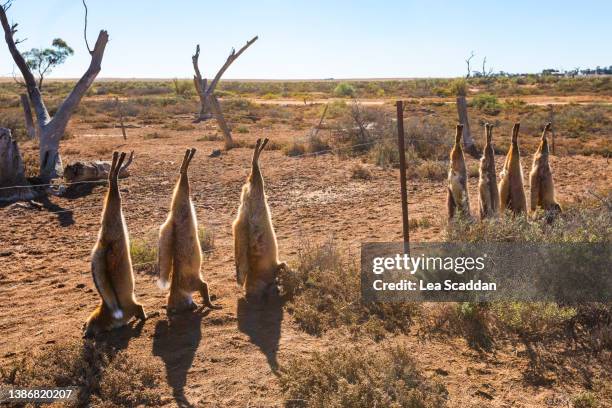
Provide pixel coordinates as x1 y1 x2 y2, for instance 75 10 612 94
64 151 134 183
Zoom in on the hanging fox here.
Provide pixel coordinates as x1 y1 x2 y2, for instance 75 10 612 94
233 138 286 301
157 148 220 313
447 124 471 220
529 122 562 217
499 123 527 215
84 152 146 337
478 123 500 219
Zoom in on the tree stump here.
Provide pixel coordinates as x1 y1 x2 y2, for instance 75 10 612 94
0 128 35 202
456 95 481 159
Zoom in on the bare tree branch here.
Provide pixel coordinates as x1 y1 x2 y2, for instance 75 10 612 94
82 0 92 54
0 5 49 124
192 36 258 148
207 36 258 94
50 30 108 136
465 51 475 78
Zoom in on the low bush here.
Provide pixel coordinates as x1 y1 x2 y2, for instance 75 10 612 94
350 163 372 180
470 93 502 115
283 133 331 157
198 226 215 254
446 192 611 243
130 234 158 268
333 82 355 98
413 160 447 181
278 241 420 338
280 343 448 408
0 340 161 407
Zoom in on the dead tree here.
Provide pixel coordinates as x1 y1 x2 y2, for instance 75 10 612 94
0 1 108 182
0 128 34 202
192 36 258 149
481 56 493 78
465 51 475 78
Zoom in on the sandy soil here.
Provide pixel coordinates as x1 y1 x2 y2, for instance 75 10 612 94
0 118 610 407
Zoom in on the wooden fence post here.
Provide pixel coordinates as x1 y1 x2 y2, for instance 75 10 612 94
548 104 556 155
396 101 410 254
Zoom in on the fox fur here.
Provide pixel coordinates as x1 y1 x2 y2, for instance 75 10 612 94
499 123 527 215
157 148 220 313
478 123 500 219
529 122 562 216
232 138 286 300
447 124 471 220
84 152 146 337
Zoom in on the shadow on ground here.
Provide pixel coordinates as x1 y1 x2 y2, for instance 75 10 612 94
152 310 210 408
237 296 283 372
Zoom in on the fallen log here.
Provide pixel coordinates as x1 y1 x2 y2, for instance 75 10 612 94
63 151 134 183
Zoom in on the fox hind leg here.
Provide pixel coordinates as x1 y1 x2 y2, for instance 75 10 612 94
198 280 221 309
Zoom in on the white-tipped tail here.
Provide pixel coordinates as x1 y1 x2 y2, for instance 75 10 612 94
112 309 124 320
157 278 170 290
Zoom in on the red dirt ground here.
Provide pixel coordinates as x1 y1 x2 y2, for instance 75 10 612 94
1 116 610 407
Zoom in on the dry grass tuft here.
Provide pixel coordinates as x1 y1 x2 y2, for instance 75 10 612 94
280 343 448 408
0 340 162 407
278 241 420 339
350 163 372 180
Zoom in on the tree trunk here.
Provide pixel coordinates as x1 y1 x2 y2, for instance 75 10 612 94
38 126 64 180
20 94 36 139
0 128 35 202
1 5 109 182
456 95 480 158
192 36 257 149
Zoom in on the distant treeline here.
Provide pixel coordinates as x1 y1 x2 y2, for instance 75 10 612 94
492 65 612 78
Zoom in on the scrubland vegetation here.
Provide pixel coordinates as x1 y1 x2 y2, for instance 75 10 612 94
277 193 611 406
1 341 162 407
280 344 448 408
1 75 610 407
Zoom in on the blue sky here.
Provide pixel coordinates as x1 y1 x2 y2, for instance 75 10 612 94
1 0 610 79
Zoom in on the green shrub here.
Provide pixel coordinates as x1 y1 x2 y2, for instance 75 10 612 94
491 302 576 337
368 139 399 167
172 78 194 97
197 134 222 142
448 78 467 97
198 226 215 253
446 193 611 243
130 233 158 267
280 343 448 408
470 93 502 115
572 392 598 408
333 82 355 98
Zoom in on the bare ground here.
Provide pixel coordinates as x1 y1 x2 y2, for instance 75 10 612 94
0 117 610 407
